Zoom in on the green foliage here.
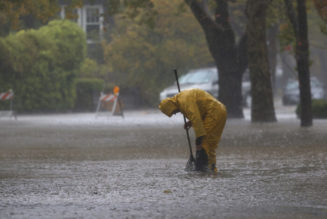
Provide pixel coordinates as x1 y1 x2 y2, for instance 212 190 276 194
0 20 86 112
74 78 104 112
79 58 109 81
104 0 156 27
103 0 214 106
80 58 99 78
320 22 327 34
278 0 327 53
0 0 60 35
296 99 327 118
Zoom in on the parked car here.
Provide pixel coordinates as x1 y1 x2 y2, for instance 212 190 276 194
282 77 325 105
159 67 251 106
159 67 219 101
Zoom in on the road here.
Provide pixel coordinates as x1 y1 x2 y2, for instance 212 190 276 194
0 108 327 218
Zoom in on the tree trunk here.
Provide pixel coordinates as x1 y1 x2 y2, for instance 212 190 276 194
284 0 312 127
246 0 276 122
185 0 247 118
296 0 312 126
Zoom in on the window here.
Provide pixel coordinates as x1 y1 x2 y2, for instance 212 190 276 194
87 8 99 23
179 69 218 84
59 4 103 43
86 7 101 41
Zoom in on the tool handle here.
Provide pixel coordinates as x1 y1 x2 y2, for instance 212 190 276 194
174 69 194 158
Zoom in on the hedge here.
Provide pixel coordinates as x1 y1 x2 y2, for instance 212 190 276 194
0 20 86 112
296 99 327 119
74 78 104 112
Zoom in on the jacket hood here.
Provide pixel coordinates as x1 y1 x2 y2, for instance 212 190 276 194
159 97 178 117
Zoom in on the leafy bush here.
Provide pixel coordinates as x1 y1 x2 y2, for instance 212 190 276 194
0 98 11 111
74 78 104 112
296 99 327 118
0 20 86 112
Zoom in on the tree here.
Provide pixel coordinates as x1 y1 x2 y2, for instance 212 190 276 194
184 0 248 118
246 0 277 122
284 0 312 127
0 0 60 36
103 0 213 106
266 0 289 92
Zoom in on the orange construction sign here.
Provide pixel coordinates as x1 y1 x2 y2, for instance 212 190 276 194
95 85 124 118
113 86 120 95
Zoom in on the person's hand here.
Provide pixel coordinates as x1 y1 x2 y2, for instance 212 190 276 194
184 121 192 130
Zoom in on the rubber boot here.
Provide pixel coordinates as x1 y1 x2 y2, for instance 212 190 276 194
210 163 218 174
195 149 208 172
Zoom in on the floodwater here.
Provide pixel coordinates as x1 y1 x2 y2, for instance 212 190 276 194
0 107 327 218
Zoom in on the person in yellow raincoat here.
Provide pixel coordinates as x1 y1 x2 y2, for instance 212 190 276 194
159 88 227 173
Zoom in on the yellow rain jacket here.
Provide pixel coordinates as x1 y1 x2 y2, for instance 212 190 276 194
159 88 227 167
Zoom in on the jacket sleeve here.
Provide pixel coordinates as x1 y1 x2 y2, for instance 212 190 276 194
184 101 206 138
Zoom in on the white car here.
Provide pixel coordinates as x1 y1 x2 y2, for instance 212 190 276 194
282 77 325 105
159 67 219 101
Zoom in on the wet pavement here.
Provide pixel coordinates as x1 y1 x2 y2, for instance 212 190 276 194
0 107 327 218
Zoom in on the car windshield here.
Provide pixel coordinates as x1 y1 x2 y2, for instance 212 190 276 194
286 81 298 90
179 68 217 84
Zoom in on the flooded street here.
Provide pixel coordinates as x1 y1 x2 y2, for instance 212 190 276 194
0 108 327 218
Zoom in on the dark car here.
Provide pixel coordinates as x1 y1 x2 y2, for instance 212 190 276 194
282 77 325 105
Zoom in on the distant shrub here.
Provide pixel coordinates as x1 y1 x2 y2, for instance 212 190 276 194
74 78 104 112
0 20 86 112
296 99 327 118
0 99 11 111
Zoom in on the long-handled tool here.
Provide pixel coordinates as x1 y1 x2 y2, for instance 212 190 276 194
174 69 195 171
